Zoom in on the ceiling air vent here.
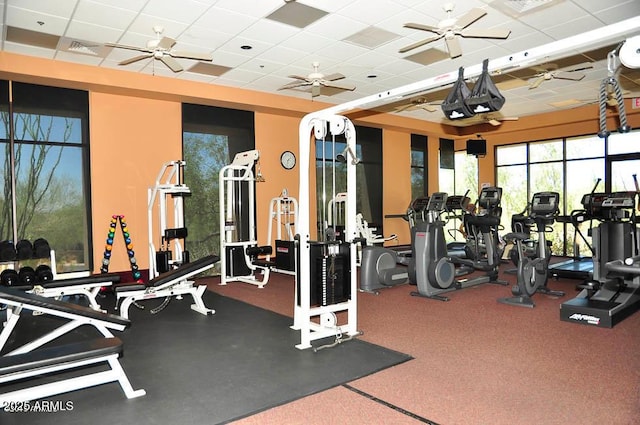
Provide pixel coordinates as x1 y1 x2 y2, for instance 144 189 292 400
58 37 111 57
489 0 565 18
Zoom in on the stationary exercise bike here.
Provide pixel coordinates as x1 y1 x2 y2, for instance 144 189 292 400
498 191 565 308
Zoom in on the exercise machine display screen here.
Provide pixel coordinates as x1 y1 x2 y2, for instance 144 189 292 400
531 192 559 215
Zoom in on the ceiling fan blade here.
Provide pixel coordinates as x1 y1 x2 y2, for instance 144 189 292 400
395 103 417 112
460 28 511 39
157 36 177 50
421 104 439 112
553 71 585 81
323 81 356 91
106 42 151 54
445 36 463 59
567 64 594 72
311 85 321 97
488 119 502 126
455 8 487 29
403 22 442 34
529 76 545 89
399 34 443 53
287 75 310 81
169 50 213 61
278 81 311 90
322 73 346 82
160 55 183 72
118 53 153 66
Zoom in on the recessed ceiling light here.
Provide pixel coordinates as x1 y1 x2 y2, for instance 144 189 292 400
241 45 252 50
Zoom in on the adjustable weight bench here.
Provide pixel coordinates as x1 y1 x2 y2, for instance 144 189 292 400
0 287 144 402
19 273 121 311
115 254 219 319
0 337 145 403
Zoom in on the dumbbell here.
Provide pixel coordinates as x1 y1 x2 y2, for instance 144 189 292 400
1 269 20 286
36 264 54 283
16 240 33 260
33 238 51 259
18 266 37 286
0 240 17 262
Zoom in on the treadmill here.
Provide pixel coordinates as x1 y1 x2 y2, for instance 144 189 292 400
548 192 610 280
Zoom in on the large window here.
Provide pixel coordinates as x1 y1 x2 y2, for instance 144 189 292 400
410 134 427 200
495 130 639 257
182 104 254 269
1 81 90 274
315 125 382 238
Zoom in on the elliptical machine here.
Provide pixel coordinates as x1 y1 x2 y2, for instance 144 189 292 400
409 192 456 300
498 192 565 308
410 188 507 301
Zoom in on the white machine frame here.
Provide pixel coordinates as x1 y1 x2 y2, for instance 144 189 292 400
294 116 358 350
265 189 299 275
219 150 270 288
148 160 190 280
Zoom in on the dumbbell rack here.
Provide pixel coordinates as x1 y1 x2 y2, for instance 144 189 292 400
0 239 54 286
100 215 142 283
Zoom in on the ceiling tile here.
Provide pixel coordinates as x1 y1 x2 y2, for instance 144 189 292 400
1 0 638 127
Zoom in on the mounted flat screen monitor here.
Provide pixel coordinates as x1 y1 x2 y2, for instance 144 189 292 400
466 138 486 157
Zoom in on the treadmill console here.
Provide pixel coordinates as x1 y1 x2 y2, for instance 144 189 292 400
582 191 638 220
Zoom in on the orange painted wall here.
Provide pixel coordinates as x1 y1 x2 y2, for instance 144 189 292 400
382 129 412 245
2 51 640 275
254 112 303 244
89 92 182 273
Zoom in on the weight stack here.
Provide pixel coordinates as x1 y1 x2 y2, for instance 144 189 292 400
306 242 350 307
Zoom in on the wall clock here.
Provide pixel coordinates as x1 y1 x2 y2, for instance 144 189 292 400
280 150 296 170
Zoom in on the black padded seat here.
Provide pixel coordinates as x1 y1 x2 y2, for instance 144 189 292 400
41 273 121 289
0 337 122 377
0 286 130 327
116 254 219 290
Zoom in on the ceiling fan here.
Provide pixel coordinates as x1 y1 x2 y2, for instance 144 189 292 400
399 3 511 58
394 98 442 113
278 62 356 98
444 112 519 127
106 26 213 73
528 64 594 89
